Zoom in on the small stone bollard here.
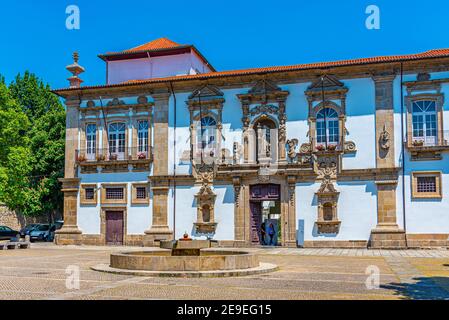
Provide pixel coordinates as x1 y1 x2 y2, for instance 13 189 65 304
25 235 30 243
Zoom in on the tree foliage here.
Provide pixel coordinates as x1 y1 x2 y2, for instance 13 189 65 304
0 82 31 211
0 72 65 220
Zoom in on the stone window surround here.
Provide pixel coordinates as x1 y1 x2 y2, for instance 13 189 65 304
79 112 152 160
238 81 289 164
80 184 98 206
308 101 347 152
187 89 224 166
405 93 444 147
131 183 150 205
411 171 442 199
100 183 128 205
191 110 222 161
79 120 101 158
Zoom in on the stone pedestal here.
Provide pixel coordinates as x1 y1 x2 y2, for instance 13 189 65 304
55 178 83 245
143 185 173 247
370 180 406 249
370 228 406 249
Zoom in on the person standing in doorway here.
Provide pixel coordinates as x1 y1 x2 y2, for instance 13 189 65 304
260 222 266 245
268 223 275 246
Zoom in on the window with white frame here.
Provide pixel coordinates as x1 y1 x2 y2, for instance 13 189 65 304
138 120 149 154
197 116 217 152
412 100 437 146
108 123 126 160
316 108 339 145
86 124 97 160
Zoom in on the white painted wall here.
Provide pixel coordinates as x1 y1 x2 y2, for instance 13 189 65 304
168 185 235 241
296 181 377 241
107 52 213 84
401 153 449 234
77 171 152 235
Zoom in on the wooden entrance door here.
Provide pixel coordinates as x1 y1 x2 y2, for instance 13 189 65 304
249 184 281 245
106 211 124 245
250 202 262 244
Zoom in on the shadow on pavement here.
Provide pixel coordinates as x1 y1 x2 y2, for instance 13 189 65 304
381 277 449 300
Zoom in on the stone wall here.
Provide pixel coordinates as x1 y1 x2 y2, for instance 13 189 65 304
0 204 48 230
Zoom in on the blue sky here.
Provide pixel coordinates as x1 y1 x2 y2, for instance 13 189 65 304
0 0 448 89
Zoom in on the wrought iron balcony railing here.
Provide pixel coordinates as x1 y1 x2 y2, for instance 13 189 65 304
407 130 449 148
76 147 153 163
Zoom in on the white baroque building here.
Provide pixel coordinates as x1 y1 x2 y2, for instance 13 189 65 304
54 38 449 249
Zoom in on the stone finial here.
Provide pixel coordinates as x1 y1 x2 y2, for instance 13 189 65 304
66 51 85 88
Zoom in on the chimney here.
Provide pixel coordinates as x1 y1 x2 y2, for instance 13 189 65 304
66 52 85 88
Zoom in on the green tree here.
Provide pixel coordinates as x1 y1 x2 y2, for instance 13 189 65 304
8 73 66 221
0 82 31 212
9 71 63 121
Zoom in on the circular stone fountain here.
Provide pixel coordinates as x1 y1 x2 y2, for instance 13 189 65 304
92 240 278 278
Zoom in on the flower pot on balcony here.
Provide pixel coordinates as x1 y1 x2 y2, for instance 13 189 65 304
109 154 118 161
327 144 337 151
77 154 87 162
96 154 105 161
316 145 326 152
412 140 424 147
137 152 147 160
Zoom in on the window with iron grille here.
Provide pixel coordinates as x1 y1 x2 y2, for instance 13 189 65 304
417 176 437 193
85 188 95 200
136 187 147 199
106 187 124 200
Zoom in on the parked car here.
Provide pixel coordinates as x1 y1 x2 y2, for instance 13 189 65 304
54 220 64 230
0 226 20 240
20 224 40 238
29 224 56 242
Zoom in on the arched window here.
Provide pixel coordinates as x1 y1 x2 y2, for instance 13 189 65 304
108 123 126 160
412 100 437 145
198 116 217 151
316 108 339 145
138 120 149 153
86 124 97 160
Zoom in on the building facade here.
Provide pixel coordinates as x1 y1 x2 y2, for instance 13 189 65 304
54 38 449 249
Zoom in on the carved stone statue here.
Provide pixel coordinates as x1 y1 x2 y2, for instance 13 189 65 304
286 139 298 161
379 125 391 151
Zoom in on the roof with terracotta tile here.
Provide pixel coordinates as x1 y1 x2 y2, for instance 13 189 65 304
55 48 449 94
98 37 216 71
127 37 182 52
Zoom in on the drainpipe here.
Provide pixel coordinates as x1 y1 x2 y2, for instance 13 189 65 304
169 82 177 241
400 62 408 248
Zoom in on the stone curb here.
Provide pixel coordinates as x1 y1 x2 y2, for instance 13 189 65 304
91 262 279 278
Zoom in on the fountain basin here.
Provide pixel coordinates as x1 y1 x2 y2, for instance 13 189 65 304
110 250 259 272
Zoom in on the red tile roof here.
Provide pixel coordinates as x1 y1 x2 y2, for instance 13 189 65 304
121 37 183 53
98 37 216 71
54 48 449 94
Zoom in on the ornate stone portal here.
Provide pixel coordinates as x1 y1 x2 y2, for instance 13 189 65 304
193 163 218 235
314 152 341 234
238 80 289 164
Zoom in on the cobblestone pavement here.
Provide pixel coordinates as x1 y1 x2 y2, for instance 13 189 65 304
0 244 448 300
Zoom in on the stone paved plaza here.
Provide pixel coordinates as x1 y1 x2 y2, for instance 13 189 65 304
0 244 448 300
